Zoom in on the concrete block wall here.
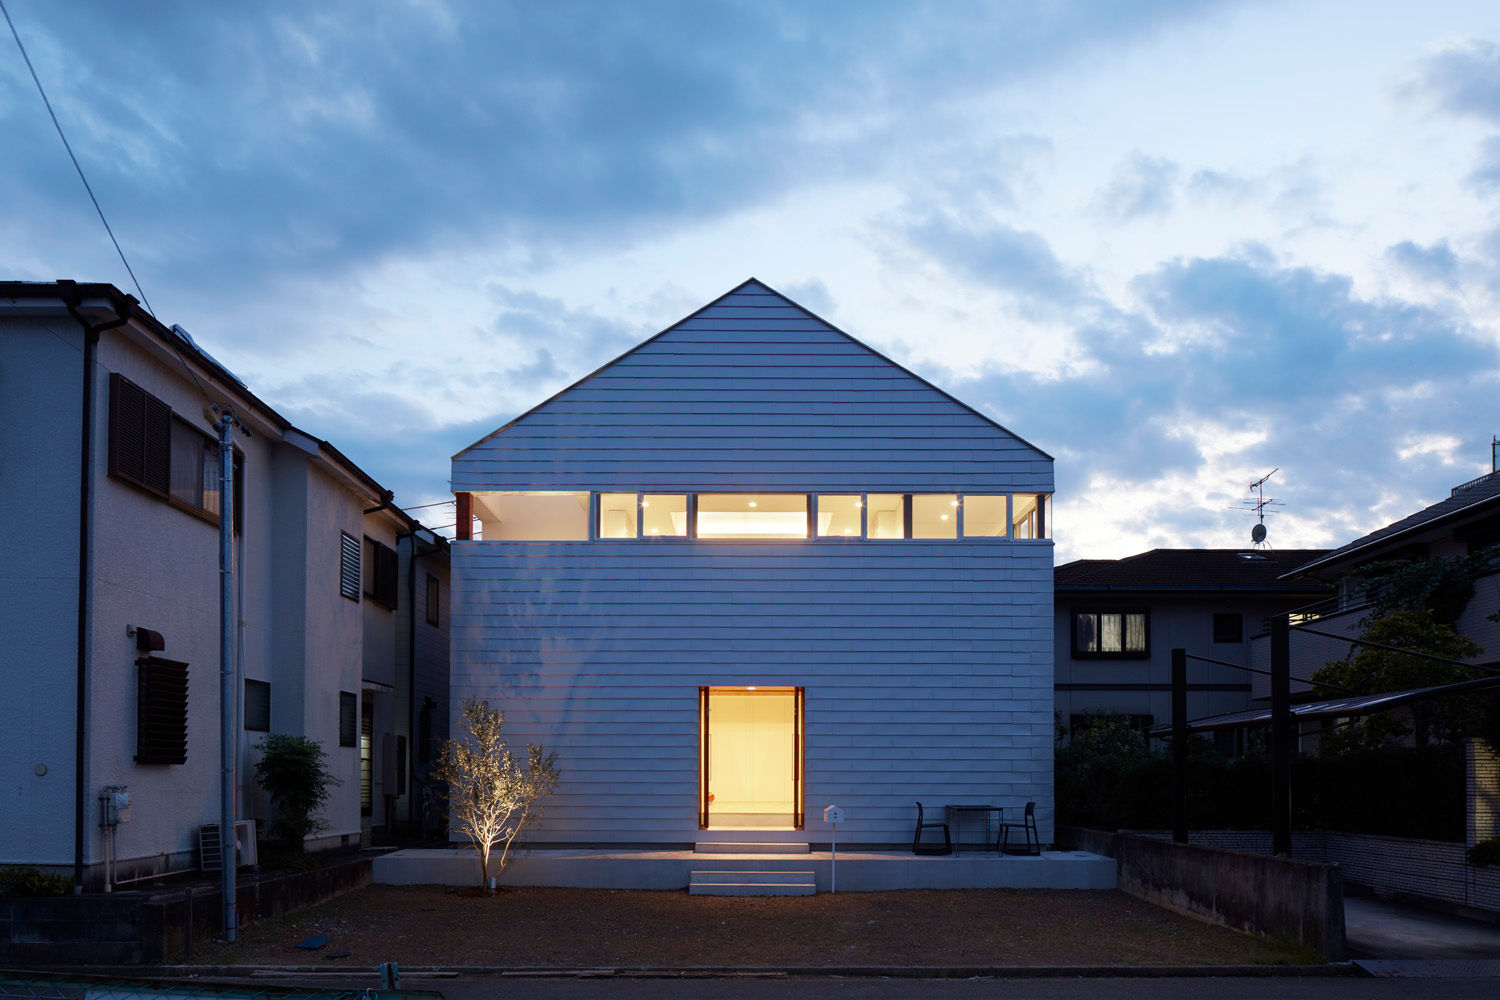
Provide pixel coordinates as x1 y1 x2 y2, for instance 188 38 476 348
1470 739 1499 848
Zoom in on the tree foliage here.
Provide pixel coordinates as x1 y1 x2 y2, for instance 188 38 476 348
1354 546 1499 623
434 698 559 888
1311 610 1490 753
253 734 340 850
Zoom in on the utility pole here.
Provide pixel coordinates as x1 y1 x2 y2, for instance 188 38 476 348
214 407 238 942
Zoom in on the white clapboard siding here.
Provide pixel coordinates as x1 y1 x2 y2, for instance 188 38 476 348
451 541 1054 845
449 280 1056 846
453 280 1051 492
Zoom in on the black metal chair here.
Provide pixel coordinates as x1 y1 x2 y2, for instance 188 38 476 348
997 801 1041 855
912 802 953 855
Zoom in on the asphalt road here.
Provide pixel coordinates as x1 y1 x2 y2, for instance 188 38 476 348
427 974 1499 1000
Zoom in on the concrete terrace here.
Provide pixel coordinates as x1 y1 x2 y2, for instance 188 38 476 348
374 847 1116 892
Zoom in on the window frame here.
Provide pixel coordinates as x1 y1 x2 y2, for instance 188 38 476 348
425 572 440 627
338 691 357 747
692 492 811 541
1071 607 1151 660
244 677 271 732
365 536 399 610
1212 612 1245 644
108 373 243 530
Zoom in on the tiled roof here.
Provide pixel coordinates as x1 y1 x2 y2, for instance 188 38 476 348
1287 471 1500 577
1055 548 1332 591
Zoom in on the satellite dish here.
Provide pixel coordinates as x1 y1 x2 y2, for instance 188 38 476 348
1251 523 1267 545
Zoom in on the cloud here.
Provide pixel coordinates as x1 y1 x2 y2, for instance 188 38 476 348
939 247 1498 557
1409 39 1500 125
900 213 1089 313
1092 152 1179 222
1386 239 1461 287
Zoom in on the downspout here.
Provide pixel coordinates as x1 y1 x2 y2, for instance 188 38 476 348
63 286 131 890
404 529 417 836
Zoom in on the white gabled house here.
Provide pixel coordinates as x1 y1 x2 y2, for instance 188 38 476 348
448 279 1056 850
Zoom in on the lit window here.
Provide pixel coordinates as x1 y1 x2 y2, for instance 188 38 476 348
912 494 958 539
598 493 638 538
471 492 589 540
697 494 807 539
642 494 688 536
1013 493 1049 539
963 495 1007 537
817 495 862 537
866 494 906 539
1073 609 1149 658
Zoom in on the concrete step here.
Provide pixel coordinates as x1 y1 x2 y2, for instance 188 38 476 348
688 869 817 896
694 841 811 854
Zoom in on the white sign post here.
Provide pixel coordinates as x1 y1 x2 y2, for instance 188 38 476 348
823 805 844 894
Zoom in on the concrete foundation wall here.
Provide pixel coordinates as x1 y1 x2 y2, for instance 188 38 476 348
1057 826 1345 961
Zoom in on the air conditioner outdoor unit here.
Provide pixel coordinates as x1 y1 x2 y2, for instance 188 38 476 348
233 819 258 867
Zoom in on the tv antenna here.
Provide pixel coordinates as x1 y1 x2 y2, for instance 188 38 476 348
1232 469 1283 548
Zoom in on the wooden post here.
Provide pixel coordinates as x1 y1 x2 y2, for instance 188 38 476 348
1271 614 1292 856
455 492 472 540
1172 647 1188 844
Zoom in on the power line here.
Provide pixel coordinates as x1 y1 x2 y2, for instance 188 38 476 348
2 0 154 315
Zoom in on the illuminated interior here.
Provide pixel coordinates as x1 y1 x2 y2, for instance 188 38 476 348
817 495 862 536
471 492 589 540
697 494 810 539
1013 493 1041 539
643 494 688 536
702 686 801 828
963 494 1006 536
912 493 958 539
597 493 638 538
866 494 905 538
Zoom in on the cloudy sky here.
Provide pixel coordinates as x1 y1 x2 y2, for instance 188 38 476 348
5 0 1500 561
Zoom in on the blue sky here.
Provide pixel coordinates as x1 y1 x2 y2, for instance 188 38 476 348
5 0 1500 560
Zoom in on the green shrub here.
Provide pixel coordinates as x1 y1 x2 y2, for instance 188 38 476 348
1469 838 1500 868
253 734 340 850
0 866 73 897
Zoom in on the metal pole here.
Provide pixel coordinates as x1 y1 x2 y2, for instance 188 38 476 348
1171 648 1188 845
1270 615 1292 857
216 410 238 941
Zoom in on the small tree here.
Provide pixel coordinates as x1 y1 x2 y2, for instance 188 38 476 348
253 734 340 850
433 698 559 888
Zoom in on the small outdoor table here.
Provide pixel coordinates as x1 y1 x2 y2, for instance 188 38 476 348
945 804 1002 855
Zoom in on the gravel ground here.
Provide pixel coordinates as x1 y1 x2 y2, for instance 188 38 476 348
198 885 1313 968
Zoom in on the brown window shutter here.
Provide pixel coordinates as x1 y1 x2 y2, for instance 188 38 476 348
136 657 189 765
109 373 146 482
143 394 171 494
455 492 472 540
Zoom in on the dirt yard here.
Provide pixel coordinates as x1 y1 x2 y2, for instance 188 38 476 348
197 885 1312 968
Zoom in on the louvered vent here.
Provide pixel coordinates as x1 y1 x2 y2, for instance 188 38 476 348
136 657 188 765
340 531 360 601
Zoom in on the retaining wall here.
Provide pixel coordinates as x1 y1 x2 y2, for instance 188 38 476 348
1057 826 1345 961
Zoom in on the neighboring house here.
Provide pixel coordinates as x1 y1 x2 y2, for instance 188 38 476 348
1257 467 1500 705
0 280 448 888
1055 549 1331 747
449 278 1056 848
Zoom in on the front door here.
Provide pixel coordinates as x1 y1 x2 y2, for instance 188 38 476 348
699 686 803 829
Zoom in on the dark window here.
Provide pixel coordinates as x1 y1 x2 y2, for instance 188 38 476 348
360 698 374 816
339 691 357 747
366 538 398 610
417 699 433 763
136 657 188 764
244 678 270 732
339 533 360 602
395 735 407 795
108 374 242 527
425 573 440 627
1213 613 1244 644
1072 609 1150 658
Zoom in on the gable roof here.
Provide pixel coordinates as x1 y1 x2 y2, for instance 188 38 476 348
1056 548 1332 592
1287 471 1500 578
452 278 1054 493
